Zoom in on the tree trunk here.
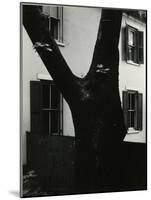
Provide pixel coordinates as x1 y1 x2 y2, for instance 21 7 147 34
23 5 126 192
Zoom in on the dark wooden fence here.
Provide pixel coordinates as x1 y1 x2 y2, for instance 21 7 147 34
26 132 147 194
26 133 75 193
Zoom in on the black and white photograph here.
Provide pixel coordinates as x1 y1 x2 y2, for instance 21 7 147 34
20 2 147 198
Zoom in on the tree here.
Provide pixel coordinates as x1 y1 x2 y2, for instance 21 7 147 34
23 5 126 192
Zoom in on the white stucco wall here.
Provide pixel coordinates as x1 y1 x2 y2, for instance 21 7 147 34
60 6 101 77
22 7 146 164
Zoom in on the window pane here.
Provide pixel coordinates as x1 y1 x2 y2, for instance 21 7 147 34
50 6 58 18
41 111 49 134
129 93 135 110
127 92 136 128
128 93 131 109
50 111 59 134
42 6 51 16
51 84 60 109
128 46 137 62
50 18 59 40
128 46 133 61
128 30 135 46
131 93 135 109
131 111 135 127
128 111 131 127
128 111 135 128
42 84 50 108
42 6 58 18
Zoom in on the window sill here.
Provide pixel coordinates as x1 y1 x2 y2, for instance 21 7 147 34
126 60 140 66
55 40 65 47
127 128 140 134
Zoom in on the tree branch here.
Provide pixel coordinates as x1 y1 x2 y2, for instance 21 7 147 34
22 5 77 102
89 9 122 73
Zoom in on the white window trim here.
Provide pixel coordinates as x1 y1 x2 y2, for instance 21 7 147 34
45 7 65 46
126 60 140 66
123 88 143 133
127 128 140 134
55 40 65 47
37 73 53 81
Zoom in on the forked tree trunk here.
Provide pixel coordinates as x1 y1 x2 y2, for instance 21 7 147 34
23 5 126 192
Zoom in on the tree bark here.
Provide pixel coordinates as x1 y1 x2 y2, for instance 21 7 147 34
23 5 126 192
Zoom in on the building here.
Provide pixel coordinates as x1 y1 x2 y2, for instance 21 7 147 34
21 5 146 166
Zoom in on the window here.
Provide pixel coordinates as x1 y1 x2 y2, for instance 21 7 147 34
30 80 63 135
42 6 63 42
124 25 144 65
122 90 142 132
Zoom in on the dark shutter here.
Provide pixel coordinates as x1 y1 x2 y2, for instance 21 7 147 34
136 93 143 130
122 27 126 61
30 81 42 134
125 26 129 61
138 31 144 64
122 91 129 130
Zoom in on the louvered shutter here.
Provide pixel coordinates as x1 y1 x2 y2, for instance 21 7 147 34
30 81 42 134
138 31 144 64
125 26 129 61
122 91 129 130
136 93 143 130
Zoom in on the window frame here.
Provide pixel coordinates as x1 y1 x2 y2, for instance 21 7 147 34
125 25 144 65
30 80 63 136
127 90 138 129
122 90 143 133
46 6 64 44
41 80 63 136
127 26 138 64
